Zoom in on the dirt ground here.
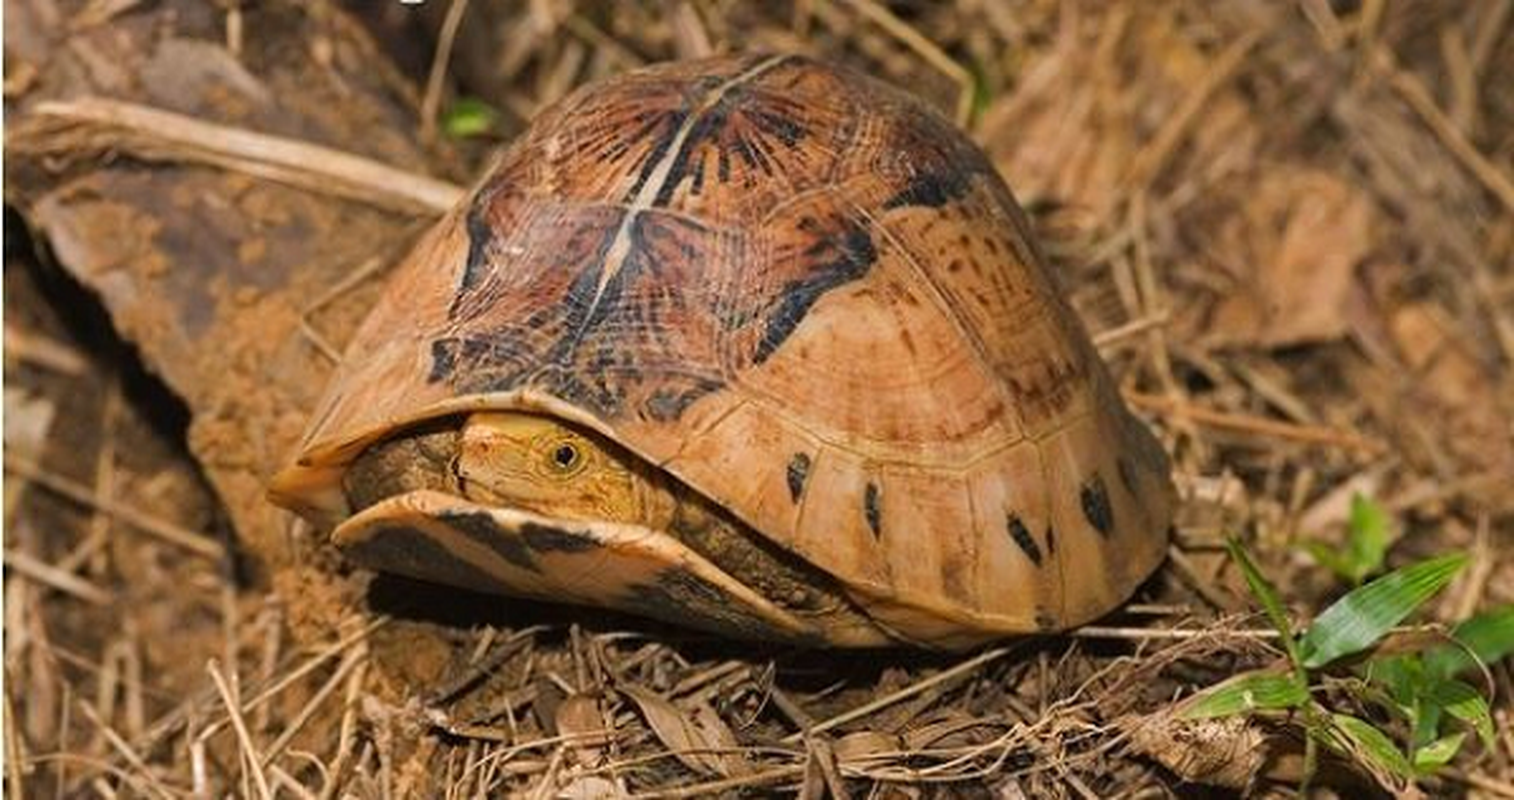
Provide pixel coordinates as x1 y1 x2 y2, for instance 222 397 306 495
4 0 1512 797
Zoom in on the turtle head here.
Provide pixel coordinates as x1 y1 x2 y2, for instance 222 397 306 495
455 412 653 525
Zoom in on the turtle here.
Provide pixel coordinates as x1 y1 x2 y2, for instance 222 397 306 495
268 53 1176 650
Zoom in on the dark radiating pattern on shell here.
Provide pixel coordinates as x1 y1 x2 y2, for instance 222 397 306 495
753 223 877 364
882 168 974 211
864 481 882 537
1080 475 1115 538
1045 525 1057 555
786 453 811 503
442 510 540 572
1005 514 1042 566
419 55 977 424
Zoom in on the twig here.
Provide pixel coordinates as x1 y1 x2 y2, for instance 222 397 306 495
420 0 472 144
2 550 113 605
208 660 274 800
1071 626 1279 641
3 323 89 375
1093 311 1171 350
15 98 464 215
780 646 1015 745
1123 28 1265 193
3 456 224 559
1123 391 1385 454
76 702 175 800
630 764 804 798
1373 47 1514 216
839 0 976 126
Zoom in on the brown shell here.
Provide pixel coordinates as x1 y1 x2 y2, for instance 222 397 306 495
271 54 1175 646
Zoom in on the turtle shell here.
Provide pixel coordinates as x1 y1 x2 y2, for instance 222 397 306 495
270 54 1175 647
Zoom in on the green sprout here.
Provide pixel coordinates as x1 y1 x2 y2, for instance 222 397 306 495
1180 535 1508 793
441 97 500 139
1304 493 1392 585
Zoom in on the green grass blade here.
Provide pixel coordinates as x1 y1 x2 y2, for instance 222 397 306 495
1425 604 1514 679
1226 537 1302 667
1179 670 1309 719
1428 678 1495 750
1345 494 1390 583
1301 553 1468 669
1412 732 1465 774
1330 713 1413 780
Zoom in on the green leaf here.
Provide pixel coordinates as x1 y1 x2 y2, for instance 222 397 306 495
1329 713 1413 779
1427 679 1495 750
1412 732 1465 774
442 98 498 138
1303 540 1355 582
1180 670 1310 719
1425 604 1514 679
1226 537 1303 668
1300 553 1468 669
1344 493 1391 583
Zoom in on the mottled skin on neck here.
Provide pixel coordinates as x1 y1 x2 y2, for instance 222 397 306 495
454 412 678 531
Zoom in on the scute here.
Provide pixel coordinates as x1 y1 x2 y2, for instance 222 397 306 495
270 54 1176 647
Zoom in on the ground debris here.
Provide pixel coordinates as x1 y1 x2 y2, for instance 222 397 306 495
5 0 1512 796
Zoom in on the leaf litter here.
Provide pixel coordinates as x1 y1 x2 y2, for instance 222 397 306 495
4 0 1513 796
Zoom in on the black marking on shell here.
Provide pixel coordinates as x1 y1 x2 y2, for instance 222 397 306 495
644 378 723 422
459 204 495 298
342 526 501 596
864 481 882 537
755 224 877 364
1080 474 1115 538
440 511 539 572
622 110 690 201
427 338 459 383
654 102 732 205
1005 514 1042 566
882 168 974 211
1045 525 1057 556
1035 609 1058 631
786 453 811 503
521 523 599 554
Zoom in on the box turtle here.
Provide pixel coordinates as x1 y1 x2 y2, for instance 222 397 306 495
269 54 1176 650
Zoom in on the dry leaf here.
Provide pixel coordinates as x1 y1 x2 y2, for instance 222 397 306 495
619 684 749 777
1124 710 1267 790
556 775 628 799
832 730 904 765
1207 169 1375 348
901 709 991 751
556 692 615 765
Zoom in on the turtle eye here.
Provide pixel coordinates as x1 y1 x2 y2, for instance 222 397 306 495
547 441 584 474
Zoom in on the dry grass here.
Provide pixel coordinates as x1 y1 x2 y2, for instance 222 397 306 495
5 0 1513 796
